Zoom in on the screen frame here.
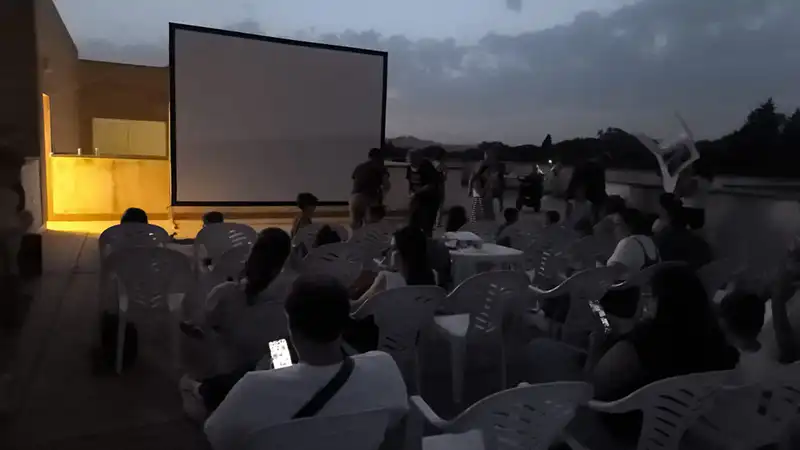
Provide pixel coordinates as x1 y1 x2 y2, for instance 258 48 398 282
168 22 389 206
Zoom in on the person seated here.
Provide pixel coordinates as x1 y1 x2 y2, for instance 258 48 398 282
346 226 436 352
203 275 408 450
120 207 148 224
544 210 561 227
187 229 297 364
444 206 468 232
291 193 318 238
606 208 660 276
312 225 342 249
496 208 520 244
564 184 593 230
203 211 225 226
653 194 712 270
366 205 386 225
588 266 739 443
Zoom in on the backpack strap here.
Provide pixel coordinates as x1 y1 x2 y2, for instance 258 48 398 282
292 355 355 419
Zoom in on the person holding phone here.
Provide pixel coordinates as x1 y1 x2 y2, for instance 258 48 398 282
203 276 408 450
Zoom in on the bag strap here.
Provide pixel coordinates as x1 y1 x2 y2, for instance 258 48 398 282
292 355 355 419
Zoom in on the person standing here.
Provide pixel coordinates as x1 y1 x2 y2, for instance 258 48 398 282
406 150 440 236
468 150 498 222
430 147 448 227
350 148 390 230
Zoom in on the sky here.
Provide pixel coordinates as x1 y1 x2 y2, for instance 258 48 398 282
55 0 800 145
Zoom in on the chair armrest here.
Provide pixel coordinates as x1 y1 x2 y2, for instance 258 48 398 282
587 398 636 414
409 395 448 430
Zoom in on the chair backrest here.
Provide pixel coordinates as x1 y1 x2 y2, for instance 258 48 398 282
558 267 619 347
447 382 593 450
349 222 396 261
447 271 531 339
612 370 734 450
608 261 687 324
566 235 603 271
98 223 170 259
697 258 742 301
302 242 363 287
363 286 446 363
205 245 251 287
105 247 193 314
461 221 498 241
525 242 569 289
497 220 542 250
194 223 256 263
294 223 350 250
242 408 394 450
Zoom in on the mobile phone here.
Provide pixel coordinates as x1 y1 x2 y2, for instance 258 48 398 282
269 339 293 369
589 301 612 335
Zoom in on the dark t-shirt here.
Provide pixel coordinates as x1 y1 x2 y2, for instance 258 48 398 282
406 160 440 202
352 161 387 198
654 226 712 270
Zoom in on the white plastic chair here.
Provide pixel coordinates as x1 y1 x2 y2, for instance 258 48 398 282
435 271 531 404
528 267 619 348
104 247 193 374
566 236 604 272
294 223 349 250
692 361 800 450
183 245 252 323
496 220 542 250
697 258 742 302
409 382 594 450
193 223 256 270
302 242 363 287
564 370 735 450
240 408 396 450
461 221 499 241
349 222 396 265
352 286 446 393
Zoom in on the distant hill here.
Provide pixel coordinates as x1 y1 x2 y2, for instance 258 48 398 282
388 136 473 152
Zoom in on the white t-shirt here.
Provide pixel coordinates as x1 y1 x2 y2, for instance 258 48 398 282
204 351 408 450
607 235 659 272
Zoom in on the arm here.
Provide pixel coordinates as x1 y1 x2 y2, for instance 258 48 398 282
381 170 391 193
351 272 388 313
592 340 644 401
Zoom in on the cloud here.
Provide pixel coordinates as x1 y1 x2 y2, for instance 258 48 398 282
73 0 800 144
505 0 522 13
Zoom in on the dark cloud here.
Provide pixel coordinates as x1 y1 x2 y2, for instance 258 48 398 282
505 0 522 13
74 0 800 144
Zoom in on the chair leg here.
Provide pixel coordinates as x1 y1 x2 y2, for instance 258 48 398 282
115 313 126 375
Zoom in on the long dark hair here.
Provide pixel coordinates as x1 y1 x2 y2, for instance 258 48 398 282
244 228 292 303
638 266 738 370
394 226 435 285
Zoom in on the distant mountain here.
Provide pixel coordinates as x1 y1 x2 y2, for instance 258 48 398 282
388 136 473 151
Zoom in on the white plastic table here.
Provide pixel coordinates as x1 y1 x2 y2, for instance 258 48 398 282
449 243 525 286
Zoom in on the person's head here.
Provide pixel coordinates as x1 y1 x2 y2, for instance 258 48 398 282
285 275 350 358
545 210 560 226
120 207 148 224
368 147 383 162
614 207 650 239
432 146 447 162
296 192 318 216
244 228 292 302
575 218 594 237
658 193 686 229
202 211 224 226
503 208 519 225
603 195 626 217
367 204 386 223
718 290 766 350
445 206 468 232
483 149 497 163
392 226 435 285
313 225 342 248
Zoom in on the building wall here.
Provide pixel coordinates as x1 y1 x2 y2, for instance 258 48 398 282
77 61 169 155
0 1 39 159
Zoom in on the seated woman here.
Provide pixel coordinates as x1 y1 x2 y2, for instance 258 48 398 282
599 208 661 318
191 228 297 369
120 207 148 224
345 226 436 352
588 266 739 443
653 194 712 270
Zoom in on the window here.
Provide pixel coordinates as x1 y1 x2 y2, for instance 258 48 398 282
91 118 167 158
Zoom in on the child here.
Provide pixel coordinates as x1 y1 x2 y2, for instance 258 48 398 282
202 211 224 226
291 193 318 238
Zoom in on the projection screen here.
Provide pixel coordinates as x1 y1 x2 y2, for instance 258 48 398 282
169 23 387 205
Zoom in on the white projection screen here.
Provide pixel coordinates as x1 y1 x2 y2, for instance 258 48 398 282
169 23 387 205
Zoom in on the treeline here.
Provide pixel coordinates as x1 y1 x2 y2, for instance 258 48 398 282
384 98 800 178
